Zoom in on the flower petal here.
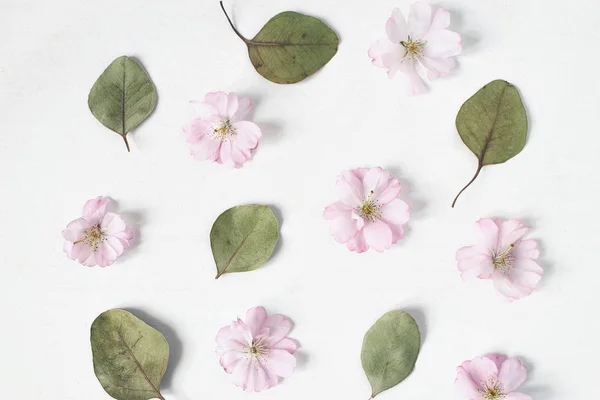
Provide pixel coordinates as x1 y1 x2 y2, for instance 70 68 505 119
62 218 89 242
219 349 245 373
191 136 221 162
423 30 462 58
346 230 369 253
380 198 410 225
204 91 228 117
231 358 251 390
483 354 508 371
363 219 393 252
233 121 261 150
455 365 482 397
407 1 432 39
82 197 110 224
272 337 297 353
467 356 499 386
456 246 494 280
368 39 400 68
514 239 540 260
497 219 529 249
226 92 239 118
245 307 267 337
264 314 292 344
265 349 296 378
430 7 451 30
219 140 234 166
329 212 359 244
189 100 218 118
498 357 527 392
492 265 542 301
475 218 499 252
323 201 352 220
386 8 408 43
336 171 363 207
397 58 428 95
184 118 212 143
232 97 253 122
420 56 456 80
101 213 126 235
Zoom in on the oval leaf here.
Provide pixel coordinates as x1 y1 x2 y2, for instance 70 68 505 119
452 79 528 207
91 309 169 400
361 311 421 398
220 2 339 84
88 56 157 152
211 205 279 279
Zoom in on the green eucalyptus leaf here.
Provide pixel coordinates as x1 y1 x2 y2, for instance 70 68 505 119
361 311 421 398
452 79 528 207
88 56 157 152
211 205 279 279
91 309 169 400
220 2 339 84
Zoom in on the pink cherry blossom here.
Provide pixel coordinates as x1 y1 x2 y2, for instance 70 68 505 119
455 354 532 400
216 307 297 392
62 197 133 267
368 2 462 95
183 92 262 168
456 219 543 301
323 167 410 253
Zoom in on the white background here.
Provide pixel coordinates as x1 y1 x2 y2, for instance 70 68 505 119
2 0 599 399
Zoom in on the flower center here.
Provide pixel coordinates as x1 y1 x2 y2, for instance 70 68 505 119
478 378 506 400
74 224 105 252
211 119 235 142
493 244 516 274
359 190 381 221
247 337 268 359
400 36 426 58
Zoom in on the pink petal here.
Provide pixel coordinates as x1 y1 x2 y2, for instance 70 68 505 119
232 358 251 390
430 8 451 30
62 218 88 242
264 314 292 344
219 350 245 373
219 141 234 166
504 393 533 400
423 30 462 58
233 121 261 149
397 58 428 95
363 219 393 252
407 1 432 39
323 201 352 220
497 219 529 249
380 198 410 225
82 197 110 224
456 246 493 280
189 100 218 118
248 361 270 392
80 248 98 267
204 91 228 117
475 218 499 252
484 354 508 371
265 349 296 378
230 144 252 167
455 365 482 397
226 92 239 118
272 337 297 353
386 8 408 43
498 357 527 392
191 136 222 162
245 307 267 337
101 213 126 235
104 236 125 258
362 167 399 203
184 118 212 143
232 97 253 122
492 265 542 300
388 223 405 244
329 212 359 244
514 239 540 260
336 171 363 207
346 230 369 253
467 356 499 386
216 325 248 347
420 56 456 80
368 39 400 68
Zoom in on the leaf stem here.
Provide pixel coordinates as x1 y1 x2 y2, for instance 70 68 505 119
122 134 131 152
451 163 483 208
219 1 249 44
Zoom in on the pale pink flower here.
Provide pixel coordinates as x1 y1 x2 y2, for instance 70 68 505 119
62 197 133 267
184 92 262 168
456 219 543 301
368 2 462 95
324 167 410 253
216 307 297 392
455 354 532 400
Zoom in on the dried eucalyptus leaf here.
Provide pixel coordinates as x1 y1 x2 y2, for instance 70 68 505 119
361 311 421 398
91 309 169 400
210 205 279 279
220 2 339 84
452 79 528 207
88 56 157 151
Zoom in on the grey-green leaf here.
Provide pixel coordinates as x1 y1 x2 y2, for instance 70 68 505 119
88 56 157 152
361 311 421 398
91 309 169 400
211 205 279 279
452 80 528 207
220 2 339 84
